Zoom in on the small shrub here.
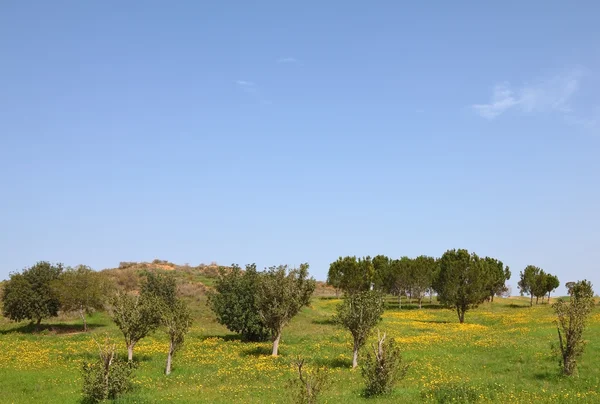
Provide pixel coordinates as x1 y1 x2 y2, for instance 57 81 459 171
82 337 135 403
553 279 595 376
288 357 329 404
361 331 409 397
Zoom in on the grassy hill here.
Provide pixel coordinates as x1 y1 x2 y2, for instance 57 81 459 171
1 286 599 403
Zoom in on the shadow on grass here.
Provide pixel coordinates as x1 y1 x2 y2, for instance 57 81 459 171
507 303 532 309
312 317 337 326
533 371 557 381
314 357 352 369
241 346 273 357
199 334 243 342
414 319 452 324
0 322 104 335
384 303 446 311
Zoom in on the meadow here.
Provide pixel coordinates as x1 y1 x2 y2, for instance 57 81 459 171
1 296 599 403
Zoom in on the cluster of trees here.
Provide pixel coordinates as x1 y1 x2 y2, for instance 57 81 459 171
112 271 191 374
1 262 107 330
208 263 315 356
0 262 191 376
518 265 560 306
328 249 512 323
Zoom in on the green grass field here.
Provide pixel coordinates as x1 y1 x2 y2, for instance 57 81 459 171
1 297 599 403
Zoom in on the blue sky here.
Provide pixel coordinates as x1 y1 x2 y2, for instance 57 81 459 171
1 1 599 295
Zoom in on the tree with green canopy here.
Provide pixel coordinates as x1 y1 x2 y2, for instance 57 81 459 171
256 264 315 356
2 261 63 328
545 274 560 303
410 256 437 309
327 256 374 295
481 257 510 302
208 264 270 342
518 265 541 307
111 292 161 361
53 265 108 331
335 290 384 368
433 249 489 323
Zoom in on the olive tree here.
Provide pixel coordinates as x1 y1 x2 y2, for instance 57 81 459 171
2 261 63 328
335 290 384 368
161 298 192 375
53 265 108 331
256 264 315 357
111 292 161 361
433 249 488 323
553 280 595 375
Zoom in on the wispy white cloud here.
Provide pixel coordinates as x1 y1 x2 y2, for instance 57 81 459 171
472 68 584 120
236 80 257 89
235 80 270 104
277 57 297 64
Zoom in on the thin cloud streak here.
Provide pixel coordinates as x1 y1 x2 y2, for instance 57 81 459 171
472 68 584 120
277 57 297 64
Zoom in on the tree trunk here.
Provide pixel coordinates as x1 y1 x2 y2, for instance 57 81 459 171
547 292 551 303
79 308 87 332
429 292 432 303
272 330 282 357
352 342 359 369
127 343 135 361
418 297 422 309
165 341 174 375
536 296 539 305
530 293 533 307
36 317 42 331
457 307 465 324
491 294 495 302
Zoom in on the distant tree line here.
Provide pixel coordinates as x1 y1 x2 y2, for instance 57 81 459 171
327 249 514 323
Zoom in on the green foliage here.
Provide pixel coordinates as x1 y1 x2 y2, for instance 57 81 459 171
410 256 437 308
327 256 374 295
545 274 560 301
385 257 412 306
208 264 270 342
361 332 409 397
111 292 161 360
335 290 384 368
53 265 108 331
141 271 178 307
257 263 316 356
553 280 595 376
371 255 391 291
160 298 192 375
518 265 541 306
433 249 488 323
481 257 510 301
288 358 329 404
82 337 135 403
2 261 63 325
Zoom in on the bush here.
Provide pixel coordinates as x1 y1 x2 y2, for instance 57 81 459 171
288 358 329 404
82 337 135 403
361 331 409 397
553 279 595 376
207 264 270 342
